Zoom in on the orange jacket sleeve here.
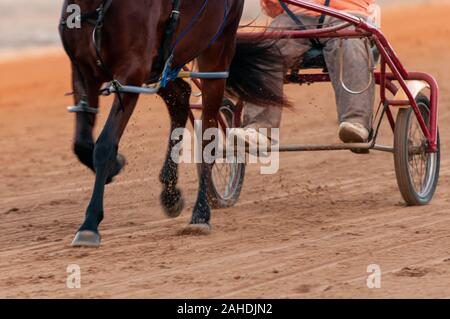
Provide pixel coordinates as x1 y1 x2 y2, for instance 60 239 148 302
260 0 284 18
260 1 377 18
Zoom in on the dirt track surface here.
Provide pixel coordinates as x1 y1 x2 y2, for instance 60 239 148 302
1 5 450 298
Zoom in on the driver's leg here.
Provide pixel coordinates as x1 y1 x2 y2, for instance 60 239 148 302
241 13 315 147
322 16 375 143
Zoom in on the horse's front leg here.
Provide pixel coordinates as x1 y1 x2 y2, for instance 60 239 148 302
158 79 191 218
72 91 140 247
71 67 126 184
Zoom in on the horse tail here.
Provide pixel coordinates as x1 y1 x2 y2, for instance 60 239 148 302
226 38 290 108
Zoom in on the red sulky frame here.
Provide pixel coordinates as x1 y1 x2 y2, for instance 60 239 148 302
183 0 440 207
235 0 439 153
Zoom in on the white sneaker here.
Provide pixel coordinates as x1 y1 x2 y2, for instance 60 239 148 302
231 127 271 157
338 122 370 143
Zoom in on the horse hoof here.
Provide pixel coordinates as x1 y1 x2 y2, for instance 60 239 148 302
179 223 211 236
106 153 127 184
160 188 184 218
162 197 185 218
71 230 101 248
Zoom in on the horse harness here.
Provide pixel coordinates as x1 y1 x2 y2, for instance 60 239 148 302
60 0 229 114
60 0 114 114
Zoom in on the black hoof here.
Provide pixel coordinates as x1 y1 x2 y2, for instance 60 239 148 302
160 188 184 218
106 153 126 184
179 223 211 236
71 230 101 247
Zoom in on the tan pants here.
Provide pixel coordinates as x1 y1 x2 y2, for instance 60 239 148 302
244 13 375 131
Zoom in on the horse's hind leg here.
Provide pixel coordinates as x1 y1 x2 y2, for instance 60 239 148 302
182 8 243 234
184 78 224 234
71 65 126 184
158 79 191 218
183 52 235 234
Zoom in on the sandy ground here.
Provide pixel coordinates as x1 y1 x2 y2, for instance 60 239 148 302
0 4 450 298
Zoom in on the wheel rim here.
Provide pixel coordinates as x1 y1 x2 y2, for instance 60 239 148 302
211 106 242 201
406 103 438 198
212 157 238 200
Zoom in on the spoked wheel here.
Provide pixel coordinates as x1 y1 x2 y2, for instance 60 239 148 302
394 94 440 205
198 99 246 209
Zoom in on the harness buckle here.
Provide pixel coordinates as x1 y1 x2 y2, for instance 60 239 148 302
171 10 181 18
67 98 99 114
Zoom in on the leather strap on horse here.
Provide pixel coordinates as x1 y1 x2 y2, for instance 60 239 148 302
151 0 229 87
60 2 104 114
59 0 114 114
92 0 114 79
151 0 182 83
90 0 126 113
79 0 112 26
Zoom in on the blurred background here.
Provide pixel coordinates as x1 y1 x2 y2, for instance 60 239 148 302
0 0 448 58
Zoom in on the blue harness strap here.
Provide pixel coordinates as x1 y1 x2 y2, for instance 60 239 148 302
208 0 229 48
171 0 209 51
160 0 230 88
160 55 182 88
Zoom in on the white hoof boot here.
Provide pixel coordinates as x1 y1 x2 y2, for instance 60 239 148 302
71 230 101 248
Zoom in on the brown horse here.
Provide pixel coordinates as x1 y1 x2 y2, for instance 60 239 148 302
60 0 286 247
